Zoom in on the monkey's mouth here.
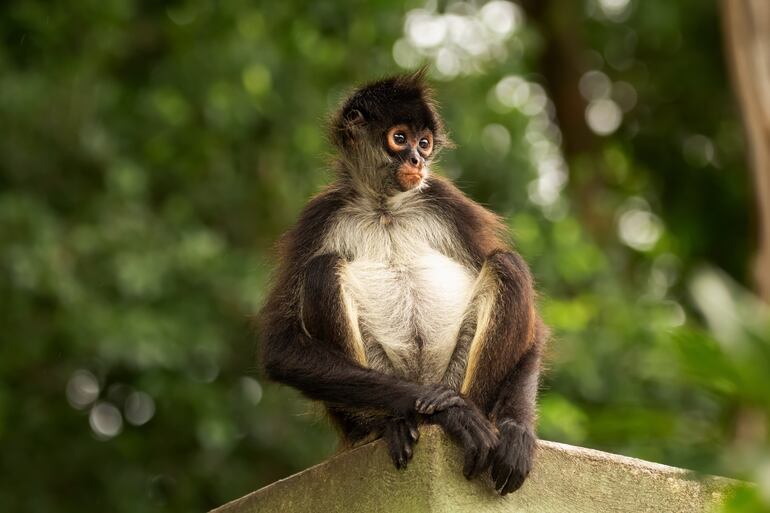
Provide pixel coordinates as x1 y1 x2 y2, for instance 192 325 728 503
395 165 425 191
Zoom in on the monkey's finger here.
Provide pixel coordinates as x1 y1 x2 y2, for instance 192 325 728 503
499 451 528 495
395 440 407 469
432 394 464 413
479 421 500 447
417 386 464 414
401 413 419 443
387 442 404 469
456 424 484 479
495 467 513 493
500 470 526 495
468 423 496 478
440 414 477 478
385 425 407 469
429 390 463 413
416 389 452 414
465 413 499 448
462 440 483 480
467 441 492 479
418 390 447 414
400 421 414 462
415 400 433 414
492 446 514 490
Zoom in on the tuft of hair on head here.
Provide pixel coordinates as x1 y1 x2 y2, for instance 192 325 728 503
328 67 451 153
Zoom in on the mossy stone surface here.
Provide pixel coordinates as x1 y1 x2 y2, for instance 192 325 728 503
211 427 736 513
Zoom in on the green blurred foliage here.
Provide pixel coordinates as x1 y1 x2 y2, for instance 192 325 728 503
1 0 769 511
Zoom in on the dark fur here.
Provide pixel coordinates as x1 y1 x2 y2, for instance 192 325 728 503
330 68 449 152
259 72 547 495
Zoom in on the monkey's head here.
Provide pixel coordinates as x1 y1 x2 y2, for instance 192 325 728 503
330 70 449 195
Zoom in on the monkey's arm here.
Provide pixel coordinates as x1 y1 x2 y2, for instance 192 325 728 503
258 188 427 417
264 253 425 414
460 250 539 410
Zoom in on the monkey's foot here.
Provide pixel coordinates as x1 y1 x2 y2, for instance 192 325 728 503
414 384 465 415
428 404 499 480
383 416 420 470
490 419 536 495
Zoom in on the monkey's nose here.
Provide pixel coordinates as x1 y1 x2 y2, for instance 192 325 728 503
407 149 424 171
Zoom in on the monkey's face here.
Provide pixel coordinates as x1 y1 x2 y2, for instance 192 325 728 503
330 71 448 196
384 123 433 192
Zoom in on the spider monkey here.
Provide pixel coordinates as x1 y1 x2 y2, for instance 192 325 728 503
259 70 547 495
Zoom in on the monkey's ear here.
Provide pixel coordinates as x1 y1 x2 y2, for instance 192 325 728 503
337 108 367 147
345 109 366 126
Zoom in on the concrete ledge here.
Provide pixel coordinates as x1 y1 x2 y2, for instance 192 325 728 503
212 427 737 513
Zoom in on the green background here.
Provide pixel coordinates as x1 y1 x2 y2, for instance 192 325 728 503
1 0 768 511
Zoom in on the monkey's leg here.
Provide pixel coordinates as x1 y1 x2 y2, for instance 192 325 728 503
459 250 537 407
427 249 540 485
434 250 536 406
464 250 543 494
488 335 543 495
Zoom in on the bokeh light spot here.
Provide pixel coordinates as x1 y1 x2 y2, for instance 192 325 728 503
406 10 447 49
241 377 264 405
612 81 638 112
481 123 511 156
125 391 156 426
617 198 663 251
66 369 100 410
242 65 272 97
594 0 633 22
166 6 197 26
480 1 523 36
89 402 123 440
579 70 612 101
683 134 715 168
585 99 623 135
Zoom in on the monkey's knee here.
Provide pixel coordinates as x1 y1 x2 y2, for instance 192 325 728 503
484 250 532 285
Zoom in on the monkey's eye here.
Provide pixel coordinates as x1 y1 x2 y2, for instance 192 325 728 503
419 138 430 149
386 125 411 152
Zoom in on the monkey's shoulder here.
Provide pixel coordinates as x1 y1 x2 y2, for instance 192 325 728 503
278 184 350 260
295 184 350 232
422 175 510 261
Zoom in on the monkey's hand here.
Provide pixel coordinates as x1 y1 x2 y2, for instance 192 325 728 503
490 419 536 495
414 384 466 414
382 415 420 470
426 402 499 480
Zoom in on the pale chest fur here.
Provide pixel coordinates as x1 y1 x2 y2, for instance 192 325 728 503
319 198 477 383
